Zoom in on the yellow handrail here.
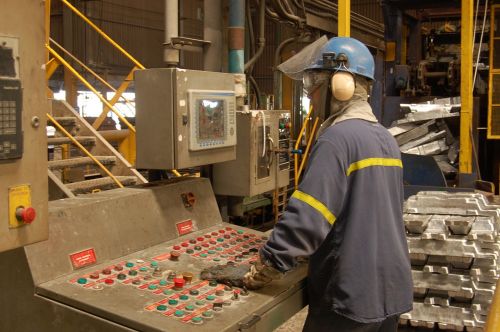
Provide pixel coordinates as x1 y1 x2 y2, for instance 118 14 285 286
486 278 500 331
49 38 136 110
297 117 319 178
60 0 145 70
294 105 314 189
46 45 136 134
47 113 124 189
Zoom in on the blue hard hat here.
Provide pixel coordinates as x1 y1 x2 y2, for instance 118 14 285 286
305 37 375 80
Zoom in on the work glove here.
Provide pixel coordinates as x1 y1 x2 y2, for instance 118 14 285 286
243 256 283 290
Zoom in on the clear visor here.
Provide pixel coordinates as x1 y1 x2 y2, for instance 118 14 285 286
277 35 328 80
303 71 331 95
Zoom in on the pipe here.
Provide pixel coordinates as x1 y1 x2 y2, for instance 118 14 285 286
274 36 296 109
228 0 245 73
274 0 305 25
245 0 266 72
164 0 179 66
204 0 222 71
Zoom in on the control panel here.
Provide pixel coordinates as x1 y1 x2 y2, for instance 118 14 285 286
135 69 237 169
65 226 265 326
212 110 291 197
0 0 49 254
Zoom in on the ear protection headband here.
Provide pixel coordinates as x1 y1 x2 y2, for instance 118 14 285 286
323 52 355 101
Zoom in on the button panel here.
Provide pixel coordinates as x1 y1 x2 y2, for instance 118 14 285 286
68 226 263 325
0 79 22 160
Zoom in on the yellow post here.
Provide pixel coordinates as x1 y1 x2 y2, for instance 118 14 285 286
459 0 474 174
45 0 51 63
486 279 500 331
338 0 351 37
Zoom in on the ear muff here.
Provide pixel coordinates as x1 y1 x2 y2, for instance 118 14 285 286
330 72 355 101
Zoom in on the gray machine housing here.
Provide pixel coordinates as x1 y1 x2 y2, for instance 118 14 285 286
0 178 306 332
135 68 237 169
213 110 291 197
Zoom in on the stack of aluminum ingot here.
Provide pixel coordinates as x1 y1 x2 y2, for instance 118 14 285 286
400 191 500 331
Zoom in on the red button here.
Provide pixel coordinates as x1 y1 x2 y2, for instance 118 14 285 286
204 234 211 238
173 278 185 289
225 227 233 231
173 245 181 250
219 229 225 233
104 278 114 285
212 232 218 236
181 242 189 247
209 240 216 245
16 207 36 224
197 237 205 241
202 243 209 248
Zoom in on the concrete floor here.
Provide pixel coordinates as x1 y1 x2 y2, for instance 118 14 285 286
273 306 435 332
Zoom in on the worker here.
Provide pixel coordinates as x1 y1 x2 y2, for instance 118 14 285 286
243 37 413 332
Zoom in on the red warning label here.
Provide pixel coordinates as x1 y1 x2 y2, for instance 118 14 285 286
176 219 194 236
69 248 97 269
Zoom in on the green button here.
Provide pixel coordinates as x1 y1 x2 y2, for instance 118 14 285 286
196 300 205 306
77 278 87 285
192 317 203 323
163 289 174 295
206 295 216 301
207 250 216 254
215 247 223 251
128 270 138 276
213 258 220 262
185 305 195 311
174 310 184 317
179 295 189 300
139 267 148 272
159 279 168 286
150 261 158 267
117 273 127 280
209 280 218 287
202 311 214 317
237 230 244 234
125 262 134 268
168 299 179 305
157 305 167 311
217 238 224 242
279 122 285 129
148 284 158 290
200 253 208 258
190 289 200 295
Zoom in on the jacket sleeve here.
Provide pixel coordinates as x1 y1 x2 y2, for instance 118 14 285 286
260 137 348 272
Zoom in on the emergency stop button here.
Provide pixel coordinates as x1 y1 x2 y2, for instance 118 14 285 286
15 206 36 224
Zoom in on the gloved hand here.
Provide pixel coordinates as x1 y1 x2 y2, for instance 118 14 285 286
243 256 283 290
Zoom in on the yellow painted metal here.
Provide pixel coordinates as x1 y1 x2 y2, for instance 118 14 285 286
46 45 136 133
401 25 408 65
118 131 136 167
47 113 124 188
486 278 500 331
385 42 396 61
8 185 32 228
297 117 319 179
93 67 138 130
294 105 314 189
50 38 135 109
45 57 60 81
172 170 181 177
60 0 145 70
487 5 500 139
459 0 474 174
338 0 350 37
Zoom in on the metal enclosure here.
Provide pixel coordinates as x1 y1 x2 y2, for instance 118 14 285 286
0 179 306 331
135 68 237 169
212 110 291 196
0 0 49 252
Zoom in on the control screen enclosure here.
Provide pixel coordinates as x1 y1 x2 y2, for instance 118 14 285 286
188 90 236 151
197 99 225 141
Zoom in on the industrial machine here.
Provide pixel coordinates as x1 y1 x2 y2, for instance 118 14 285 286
213 110 291 197
135 68 237 169
0 178 306 332
0 0 49 253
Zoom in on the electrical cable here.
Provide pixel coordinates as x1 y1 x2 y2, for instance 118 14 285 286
473 0 488 88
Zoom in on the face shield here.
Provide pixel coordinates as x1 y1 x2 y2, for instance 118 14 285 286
303 71 331 96
276 36 328 80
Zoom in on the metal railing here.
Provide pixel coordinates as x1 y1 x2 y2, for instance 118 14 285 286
293 105 319 189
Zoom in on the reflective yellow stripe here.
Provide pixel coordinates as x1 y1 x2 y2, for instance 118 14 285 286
346 158 402 176
292 190 336 225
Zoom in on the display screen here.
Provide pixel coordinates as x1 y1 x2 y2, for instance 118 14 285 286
197 99 225 141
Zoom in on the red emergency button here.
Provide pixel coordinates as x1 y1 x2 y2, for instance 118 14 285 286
104 278 114 285
173 245 181 250
181 242 189 247
16 206 36 224
174 278 185 289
